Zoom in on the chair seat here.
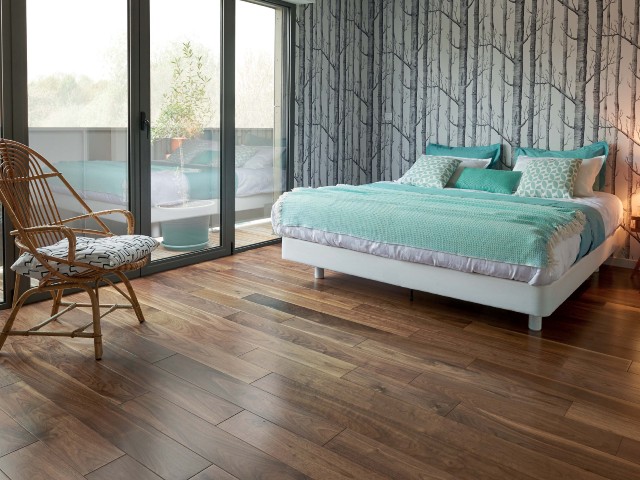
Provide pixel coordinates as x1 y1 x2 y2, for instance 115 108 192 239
12 235 159 279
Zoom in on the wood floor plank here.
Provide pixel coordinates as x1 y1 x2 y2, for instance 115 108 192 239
463 321 633 373
447 403 639 480
409 364 573 417
189 464 239 480
219 410 391 480
226 310 420 382
617 438 640 465
252 371 538 480
566 402 640 442
120 393 306 480
102 302 269 384
8 337 147 406
630 361 640 375
243 349 458 416
0 406 36 457
155 353 344 445
0 442 85 480
0 382 123 475
98 345 243 426
467 358 640 420
85 455 162 480
251 372 604 480
0 343 211 480
324 429 458 480
191 288 295 322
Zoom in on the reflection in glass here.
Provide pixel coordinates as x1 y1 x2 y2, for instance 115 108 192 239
27 0 129 240
235 0 287 249
150 0 222 260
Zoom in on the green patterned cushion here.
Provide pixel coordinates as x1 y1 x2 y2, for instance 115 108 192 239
515 158 582 199
399 155 461 188
454 169 522 194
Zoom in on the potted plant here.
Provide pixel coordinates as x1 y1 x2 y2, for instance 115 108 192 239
152 42 215 250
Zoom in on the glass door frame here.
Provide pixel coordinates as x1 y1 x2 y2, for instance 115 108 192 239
0 0 29 308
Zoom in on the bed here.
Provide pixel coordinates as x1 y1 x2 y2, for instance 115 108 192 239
272 181 624 331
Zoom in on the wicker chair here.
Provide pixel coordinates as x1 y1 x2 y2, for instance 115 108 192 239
0 139 158 360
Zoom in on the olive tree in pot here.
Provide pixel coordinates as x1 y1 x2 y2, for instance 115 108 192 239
152 42 215 250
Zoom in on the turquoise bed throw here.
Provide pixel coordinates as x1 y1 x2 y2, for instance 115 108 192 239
275 183 605 269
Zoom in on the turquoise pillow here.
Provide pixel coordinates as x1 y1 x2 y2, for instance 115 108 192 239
425 142 502 169
454 169 522 194
514 141 608 190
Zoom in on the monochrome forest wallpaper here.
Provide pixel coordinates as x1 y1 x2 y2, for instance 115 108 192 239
294 0 640 260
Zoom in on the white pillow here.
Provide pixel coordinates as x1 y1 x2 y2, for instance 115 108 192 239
514 155 605 197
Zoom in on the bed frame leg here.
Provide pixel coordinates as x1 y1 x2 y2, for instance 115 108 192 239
314 267 325 279
528 315 542 332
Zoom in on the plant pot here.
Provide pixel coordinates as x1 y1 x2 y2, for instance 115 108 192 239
157 200 215 251
161 215 210 251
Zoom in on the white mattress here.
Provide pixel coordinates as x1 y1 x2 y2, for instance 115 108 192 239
275 191 623 286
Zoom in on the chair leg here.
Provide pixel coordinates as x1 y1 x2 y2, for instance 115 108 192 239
83 286 102 360
116 273 145 323
0 285 40 352
50 290 63 316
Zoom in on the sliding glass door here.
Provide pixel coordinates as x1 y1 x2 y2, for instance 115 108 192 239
15 0 291 286
148 0 223 261
27 0 129 233
235 0 288 249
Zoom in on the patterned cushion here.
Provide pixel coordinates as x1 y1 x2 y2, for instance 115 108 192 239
235 146 259 167
515 158 582 199
398 155 461 188
11 235 159 280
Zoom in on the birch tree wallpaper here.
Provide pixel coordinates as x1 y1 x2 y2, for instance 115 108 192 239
294 0 640 260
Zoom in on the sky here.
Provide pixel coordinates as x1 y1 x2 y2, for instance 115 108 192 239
27 0 276 82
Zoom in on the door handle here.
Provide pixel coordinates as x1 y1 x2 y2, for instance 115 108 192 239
140 112 151 139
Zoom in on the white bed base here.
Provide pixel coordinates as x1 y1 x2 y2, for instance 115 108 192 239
282 228 625 331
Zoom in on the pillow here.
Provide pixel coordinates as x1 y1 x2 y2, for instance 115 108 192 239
437 156 491 187
515 155 605 197
515 158 582 199
398 155 461 188
514 141 608 190
243 147 286 169
235 146 259 167
425 142 502 169
454 169 522 194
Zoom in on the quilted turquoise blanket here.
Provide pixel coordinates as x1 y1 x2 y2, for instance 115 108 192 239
273 182 605 268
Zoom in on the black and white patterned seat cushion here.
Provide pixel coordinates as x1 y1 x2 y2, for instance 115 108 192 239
11 235 159 280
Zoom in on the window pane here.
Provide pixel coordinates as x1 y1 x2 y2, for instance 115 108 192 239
235 0 287 249
27 0 128 239
149 0 222 261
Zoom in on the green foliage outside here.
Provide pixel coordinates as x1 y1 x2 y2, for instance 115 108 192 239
152 42 212 140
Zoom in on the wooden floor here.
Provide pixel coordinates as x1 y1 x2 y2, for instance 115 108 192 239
0 244 640 479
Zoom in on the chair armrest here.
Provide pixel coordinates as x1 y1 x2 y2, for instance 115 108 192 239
13 225 78 262
60 209 135 235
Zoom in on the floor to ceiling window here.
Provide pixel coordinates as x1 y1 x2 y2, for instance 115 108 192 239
234 0 288 249
27 0 129 235
148 0 222 261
